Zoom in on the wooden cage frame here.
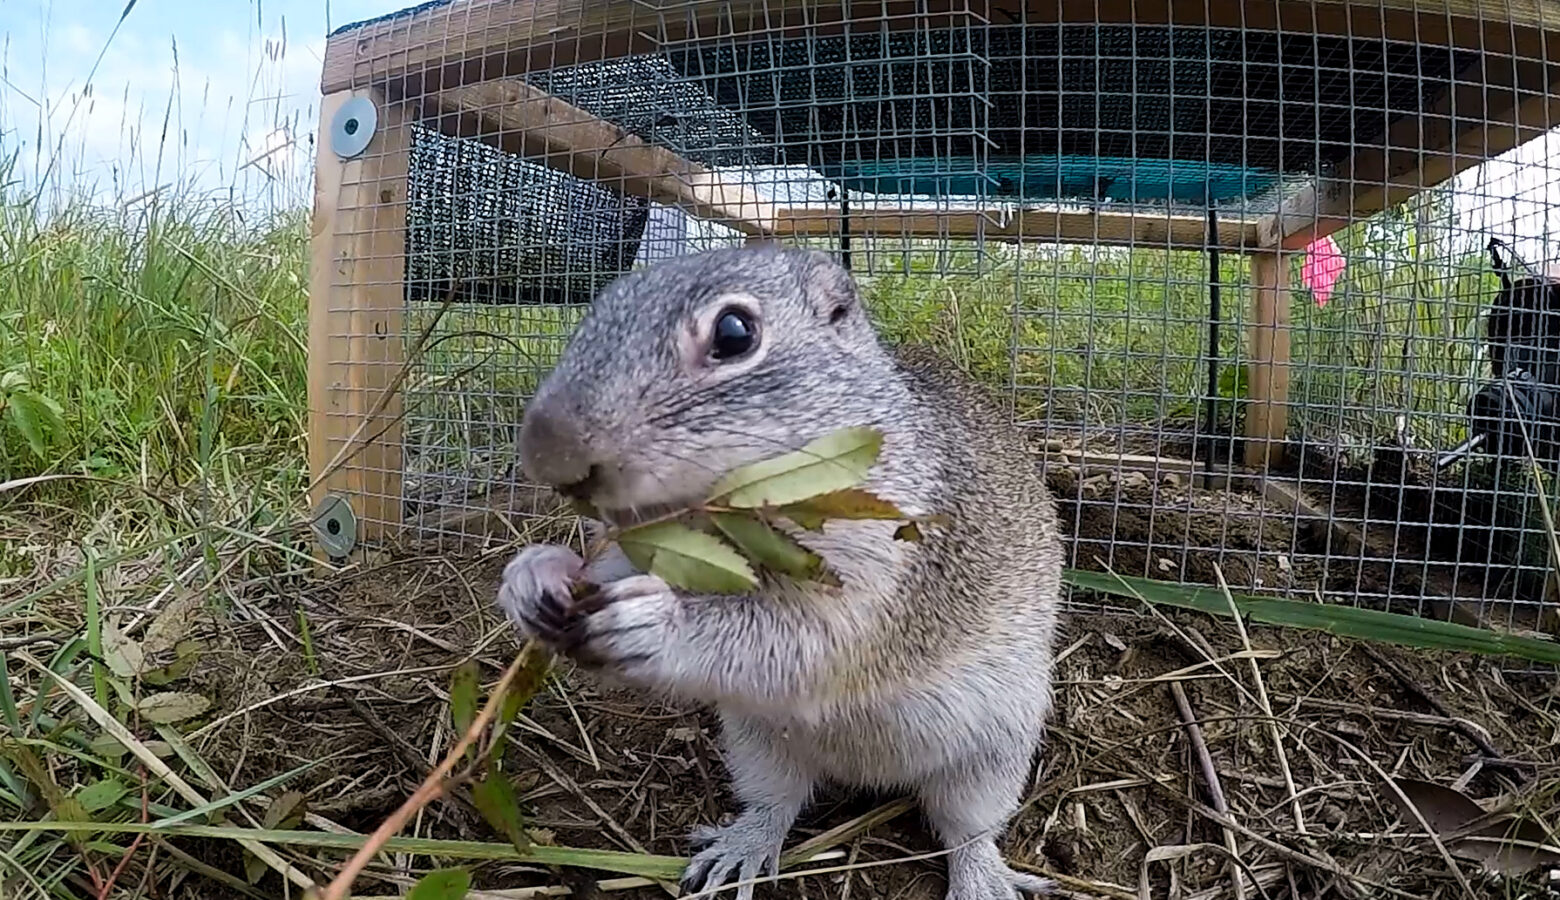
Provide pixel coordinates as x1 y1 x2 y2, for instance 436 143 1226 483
309 0 1560 550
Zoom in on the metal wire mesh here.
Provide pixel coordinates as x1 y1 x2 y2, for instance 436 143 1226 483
312 0 1560 656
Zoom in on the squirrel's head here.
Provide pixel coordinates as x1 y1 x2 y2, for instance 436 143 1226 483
517 243 898 524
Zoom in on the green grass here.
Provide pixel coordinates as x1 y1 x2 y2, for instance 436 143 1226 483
0 170 311 572
0 176 1508 544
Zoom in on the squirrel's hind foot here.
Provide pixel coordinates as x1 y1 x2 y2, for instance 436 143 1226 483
680 814 788 900
945 844 1055 900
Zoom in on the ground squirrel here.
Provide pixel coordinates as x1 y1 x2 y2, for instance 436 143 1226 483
497 244 1064 900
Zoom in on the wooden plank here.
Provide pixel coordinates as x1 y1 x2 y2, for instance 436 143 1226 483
1243 252 1291 469
308 88 411 545
773 206 1258 251
1260 54 1560 250
422 79 777 236
322 0 1560 98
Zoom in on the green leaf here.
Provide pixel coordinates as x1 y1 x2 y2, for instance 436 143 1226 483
142 639 203 686
449 660 480 763
5 389 65 459
893 522 923 542
709 512 832 584
708 427 884 509
472 758 530 853
88 735 128 761
406 867 471 900
777 488 910 531
133 691 211 725
1066 569 1560 664
75 779 130 813
618 522 757 594
0 821 691 880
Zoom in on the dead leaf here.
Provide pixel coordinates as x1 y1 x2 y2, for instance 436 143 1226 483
102 617 146 679
1386 778 1560 876
134 692 211 725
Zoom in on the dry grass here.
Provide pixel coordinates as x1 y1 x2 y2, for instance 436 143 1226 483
8 503 1556 899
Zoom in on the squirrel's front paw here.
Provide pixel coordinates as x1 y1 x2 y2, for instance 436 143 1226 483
569 575 677 678
496 544 587 652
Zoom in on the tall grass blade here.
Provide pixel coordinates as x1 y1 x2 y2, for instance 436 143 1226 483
1066 569 1560 664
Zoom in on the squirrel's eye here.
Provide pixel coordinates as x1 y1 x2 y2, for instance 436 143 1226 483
711 309 758 361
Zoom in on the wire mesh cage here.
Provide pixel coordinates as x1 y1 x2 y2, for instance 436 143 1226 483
308 0 1560 649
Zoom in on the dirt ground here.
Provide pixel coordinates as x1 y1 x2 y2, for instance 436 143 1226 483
174 479 1560 900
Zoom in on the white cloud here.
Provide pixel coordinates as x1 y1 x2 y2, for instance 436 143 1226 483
2 8 325 211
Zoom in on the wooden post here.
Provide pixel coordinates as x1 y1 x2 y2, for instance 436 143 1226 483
308 87 410 547
1244 252 1291 469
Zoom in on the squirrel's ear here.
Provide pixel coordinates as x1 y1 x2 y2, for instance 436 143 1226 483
797 248 861 324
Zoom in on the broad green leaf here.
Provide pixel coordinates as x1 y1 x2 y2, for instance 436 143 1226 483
133 692 211 725
893 522 923 542
778 488 910 531
101 618 145 679
88 734 127 761
407 867 471 900
709 512 832 584
75 779 130 813
472 759 529 853
5 389 65 459
708 427 884 509
449 660 480 763
618 522 757 595
1066 569 1560 665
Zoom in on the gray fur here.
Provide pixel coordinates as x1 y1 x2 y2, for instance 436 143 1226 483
499 244 1064 900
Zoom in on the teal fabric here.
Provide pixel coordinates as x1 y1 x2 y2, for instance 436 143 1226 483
825 155 1280 204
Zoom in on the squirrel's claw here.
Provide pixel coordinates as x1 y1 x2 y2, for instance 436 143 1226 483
496 545 586 651
945 847 1055 900
681 817 784 900
565 574 676 677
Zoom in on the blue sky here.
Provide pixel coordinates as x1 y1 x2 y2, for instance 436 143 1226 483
0 1 401 205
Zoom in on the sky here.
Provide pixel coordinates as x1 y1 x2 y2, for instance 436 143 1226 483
2 0 1559 262
0 0 399 209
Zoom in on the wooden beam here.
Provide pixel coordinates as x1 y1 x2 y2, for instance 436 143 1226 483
1260 54 1560 250
323 0 1560 98
308 88 411 547
422 77 1256 249
1244 253 1291 469
422 80 777 237
773 206 1258 251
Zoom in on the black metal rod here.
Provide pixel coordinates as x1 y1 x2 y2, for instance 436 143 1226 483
1204 200 1221 474
839 187 852 270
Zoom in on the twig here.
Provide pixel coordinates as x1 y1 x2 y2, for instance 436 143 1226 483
314 639 550 900
1359 644 1507 763
342 693 486 830
1009 861 1138 900
510 741 678 896
1213 566 1306 835
96 772 149 900
1170 681 1246 900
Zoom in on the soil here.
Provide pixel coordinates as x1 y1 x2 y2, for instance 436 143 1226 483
172 529 1560 900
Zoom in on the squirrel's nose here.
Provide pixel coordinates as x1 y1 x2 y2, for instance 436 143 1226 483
518 395 597 494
